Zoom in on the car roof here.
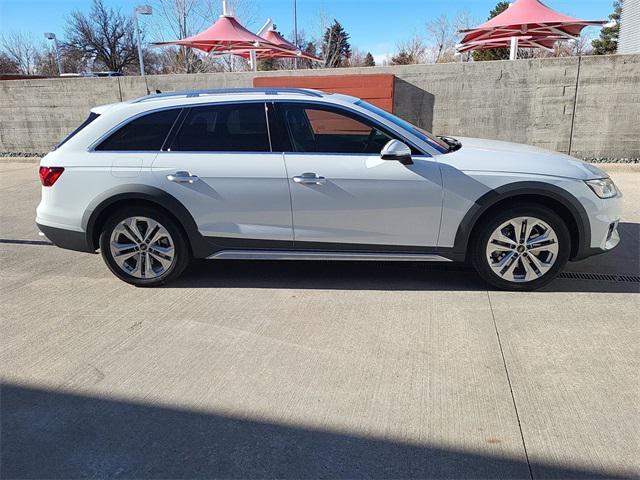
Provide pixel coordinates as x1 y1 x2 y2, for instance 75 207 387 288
91 87 360 117
130 87 356 108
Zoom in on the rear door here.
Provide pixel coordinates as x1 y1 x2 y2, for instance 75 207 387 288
276 102 443 248
152 102 293 244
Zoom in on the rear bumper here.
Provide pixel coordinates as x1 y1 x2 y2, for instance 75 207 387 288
36 223 95 253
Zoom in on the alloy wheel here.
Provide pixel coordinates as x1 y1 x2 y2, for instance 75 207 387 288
109 216 175 279
485 216 559 283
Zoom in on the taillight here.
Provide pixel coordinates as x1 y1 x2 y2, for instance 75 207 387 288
39 166 65 187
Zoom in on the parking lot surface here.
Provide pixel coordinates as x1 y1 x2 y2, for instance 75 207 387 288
1 161 638 479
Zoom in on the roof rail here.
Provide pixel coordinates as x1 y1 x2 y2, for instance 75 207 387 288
132 87 324 103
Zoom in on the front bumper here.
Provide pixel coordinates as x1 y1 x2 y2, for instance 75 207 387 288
36 223 95 253
572 185 622 261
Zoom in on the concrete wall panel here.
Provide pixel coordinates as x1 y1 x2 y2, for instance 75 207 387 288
0 55 638 159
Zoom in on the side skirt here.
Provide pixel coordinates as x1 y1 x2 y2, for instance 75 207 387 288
206 250 453 262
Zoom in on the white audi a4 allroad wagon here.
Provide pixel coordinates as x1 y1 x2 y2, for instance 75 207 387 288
36 88 622 290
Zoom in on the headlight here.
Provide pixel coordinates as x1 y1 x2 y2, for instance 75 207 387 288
585 178 618 199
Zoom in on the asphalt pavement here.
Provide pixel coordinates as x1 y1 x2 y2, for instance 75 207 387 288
1 162 638 479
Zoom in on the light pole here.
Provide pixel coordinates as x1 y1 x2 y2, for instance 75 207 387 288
293 0 298 69
44 32 63 75
133 5 153 76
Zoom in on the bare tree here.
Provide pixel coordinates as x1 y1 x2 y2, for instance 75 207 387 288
390 35 426 65
153 0 208 73
36 49 59 76
0 51 19 74
344 47 368 67
64 0 138 72
0 32 42 75
425 14 457 63
453 10 475 62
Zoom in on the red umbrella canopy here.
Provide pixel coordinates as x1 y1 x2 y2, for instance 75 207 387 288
232 29 322 61
153 15 286 54
263 29 298 51
460 0 606 44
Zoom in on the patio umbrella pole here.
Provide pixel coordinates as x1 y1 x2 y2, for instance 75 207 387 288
509 37 519 60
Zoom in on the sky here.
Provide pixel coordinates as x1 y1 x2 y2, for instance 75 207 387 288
0 0 612 63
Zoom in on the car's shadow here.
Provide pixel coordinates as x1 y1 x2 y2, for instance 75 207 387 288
168 223 639 294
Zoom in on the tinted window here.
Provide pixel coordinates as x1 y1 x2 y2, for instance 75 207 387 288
171 103 270 152
282 104 393 154
355 100 449 153
57 112 100 149
95 109 180 151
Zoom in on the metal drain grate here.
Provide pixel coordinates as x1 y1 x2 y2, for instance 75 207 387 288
558 271 640 283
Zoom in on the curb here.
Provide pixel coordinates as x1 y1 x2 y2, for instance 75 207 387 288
0 157 41 164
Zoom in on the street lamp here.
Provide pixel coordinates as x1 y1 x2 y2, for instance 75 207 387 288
293 0 298 69
133 5 153 77
44 32 63 75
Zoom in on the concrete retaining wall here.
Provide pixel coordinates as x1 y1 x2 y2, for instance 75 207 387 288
0 54 638 159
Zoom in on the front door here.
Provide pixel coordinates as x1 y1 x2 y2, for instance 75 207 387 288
152 102 293 244
278 102 443 249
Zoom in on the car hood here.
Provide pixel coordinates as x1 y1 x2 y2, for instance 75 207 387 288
439 136 608 180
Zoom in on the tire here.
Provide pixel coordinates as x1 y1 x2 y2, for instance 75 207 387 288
470 203 571 291
99 206 190 286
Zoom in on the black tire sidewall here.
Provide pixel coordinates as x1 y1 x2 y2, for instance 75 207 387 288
99 207 189 286
471 204 571 291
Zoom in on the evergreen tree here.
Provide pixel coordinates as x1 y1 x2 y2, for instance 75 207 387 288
472 1 510 62
299 41 318 69
390 51 414 65
258 58 276 71
364 52 375 66
592 0 622 55
258 24 279 71
322 19 351 68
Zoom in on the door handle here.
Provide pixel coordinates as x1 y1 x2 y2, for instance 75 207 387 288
293 172 326 185
167 171 199 184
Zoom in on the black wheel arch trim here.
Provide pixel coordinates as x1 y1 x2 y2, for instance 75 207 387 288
451 181 591 261
82 184 211 258
81 182 592 262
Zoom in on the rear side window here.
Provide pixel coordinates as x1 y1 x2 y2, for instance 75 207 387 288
56 112 100 149
95 109 180 151
170 103 270 152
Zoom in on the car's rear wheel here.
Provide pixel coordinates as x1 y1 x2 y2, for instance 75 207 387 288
471 204 570 291
99 207 189 286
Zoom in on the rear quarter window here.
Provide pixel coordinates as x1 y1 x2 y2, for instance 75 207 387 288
95 109 180 151
56 112 100 149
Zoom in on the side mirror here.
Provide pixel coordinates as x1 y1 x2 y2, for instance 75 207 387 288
380 139 413 165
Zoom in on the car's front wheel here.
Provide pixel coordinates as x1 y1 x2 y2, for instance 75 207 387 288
471 204 571 291
99 207 189 286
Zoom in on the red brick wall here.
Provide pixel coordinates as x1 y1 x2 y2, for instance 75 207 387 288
253 74 395 112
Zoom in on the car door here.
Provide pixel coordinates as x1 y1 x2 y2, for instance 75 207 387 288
152 102 293 244
276 102 443 248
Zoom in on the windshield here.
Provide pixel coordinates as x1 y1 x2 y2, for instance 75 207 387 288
355 100 450 154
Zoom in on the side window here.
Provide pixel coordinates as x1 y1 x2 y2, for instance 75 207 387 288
170 103 270 152
282 104 393 154
57 112 100 149
95 109 180 151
